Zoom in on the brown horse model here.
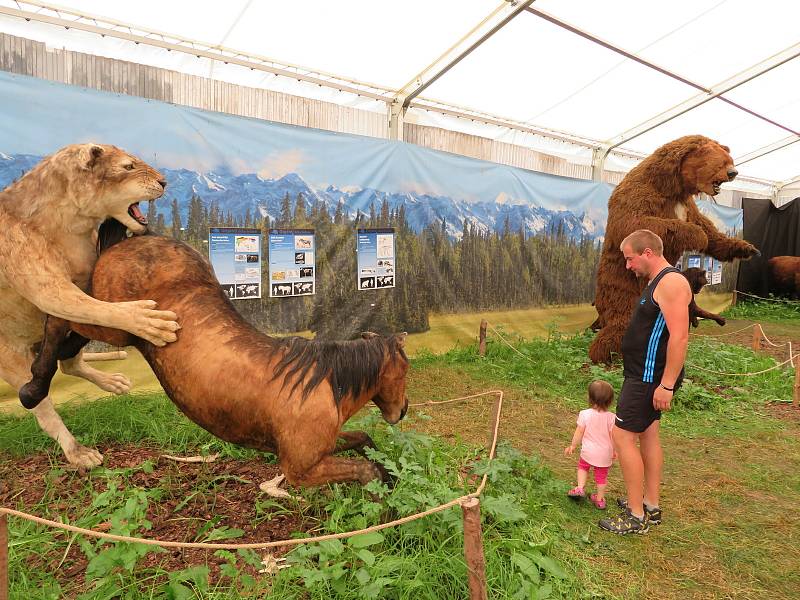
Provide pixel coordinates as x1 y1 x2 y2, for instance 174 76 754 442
22 222 409 488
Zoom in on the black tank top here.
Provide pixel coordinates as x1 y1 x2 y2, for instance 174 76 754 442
621 267 684 383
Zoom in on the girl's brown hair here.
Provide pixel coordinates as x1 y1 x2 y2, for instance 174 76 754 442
588 380 614 410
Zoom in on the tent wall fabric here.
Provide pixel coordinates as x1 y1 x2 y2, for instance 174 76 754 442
0 31 633 186
0 68 618 340
737 198 800 296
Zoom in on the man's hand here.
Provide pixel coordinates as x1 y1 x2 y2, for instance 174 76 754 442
653 386 673 411
564 445 575 456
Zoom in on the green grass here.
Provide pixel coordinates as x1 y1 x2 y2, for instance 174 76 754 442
2 326 799 599
0 393 606 599
723 295 800 323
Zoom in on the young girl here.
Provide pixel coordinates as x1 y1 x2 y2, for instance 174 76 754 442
564 380 616 509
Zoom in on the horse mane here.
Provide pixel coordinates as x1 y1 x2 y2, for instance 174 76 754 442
272 335 406 404
97 218 150 255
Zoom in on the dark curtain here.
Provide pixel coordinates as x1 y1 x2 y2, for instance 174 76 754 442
737 197 800 295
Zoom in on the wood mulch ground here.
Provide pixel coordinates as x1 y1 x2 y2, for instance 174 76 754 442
0 444 310 588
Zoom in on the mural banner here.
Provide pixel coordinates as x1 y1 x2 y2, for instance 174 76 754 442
0 70 619 341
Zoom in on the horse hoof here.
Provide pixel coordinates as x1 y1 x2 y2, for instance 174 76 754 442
19 381 46 409
375 462 396 488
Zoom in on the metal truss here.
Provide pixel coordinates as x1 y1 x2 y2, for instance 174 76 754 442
1 0 797 186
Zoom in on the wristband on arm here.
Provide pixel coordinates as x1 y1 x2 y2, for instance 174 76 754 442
659 383 675 392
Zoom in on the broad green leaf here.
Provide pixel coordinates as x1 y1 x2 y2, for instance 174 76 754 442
512 553 540 584
348 531 384 548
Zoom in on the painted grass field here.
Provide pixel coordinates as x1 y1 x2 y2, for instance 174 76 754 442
2 294 798 598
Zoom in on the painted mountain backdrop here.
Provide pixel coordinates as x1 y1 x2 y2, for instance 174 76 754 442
0 153 605 241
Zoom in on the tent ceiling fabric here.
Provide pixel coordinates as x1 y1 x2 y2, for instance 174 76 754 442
0 0 798 185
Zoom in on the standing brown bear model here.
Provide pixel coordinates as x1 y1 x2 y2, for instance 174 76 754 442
589 135 759 364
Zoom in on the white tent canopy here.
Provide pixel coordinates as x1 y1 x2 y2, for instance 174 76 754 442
1 0 798 195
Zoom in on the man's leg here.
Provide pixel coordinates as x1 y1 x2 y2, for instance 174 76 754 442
613 425 644 517
639 420 662 508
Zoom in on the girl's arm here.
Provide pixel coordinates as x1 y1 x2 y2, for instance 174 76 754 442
564 425 586 456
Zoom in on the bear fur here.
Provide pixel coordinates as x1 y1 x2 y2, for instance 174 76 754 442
589 135 758 364
767 256 800 298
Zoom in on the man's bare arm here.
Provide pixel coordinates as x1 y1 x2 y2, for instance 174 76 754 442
652 273 691 410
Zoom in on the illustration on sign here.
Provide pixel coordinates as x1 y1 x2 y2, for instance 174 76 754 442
357 228 396 290
269 229 316 297
209 227 262 300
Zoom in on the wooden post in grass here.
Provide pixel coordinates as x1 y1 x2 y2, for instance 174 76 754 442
478 320 487 357
0 512 8 600
461 498 487 600
730 290 738 307
794 357 800 407
751 324 761 351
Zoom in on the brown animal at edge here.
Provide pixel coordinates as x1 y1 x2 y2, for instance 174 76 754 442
590 135 758 363
767 256 800 298
23 224 410 488
681 267 726 328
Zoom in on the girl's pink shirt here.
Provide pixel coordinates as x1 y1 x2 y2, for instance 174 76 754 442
577 407 616 467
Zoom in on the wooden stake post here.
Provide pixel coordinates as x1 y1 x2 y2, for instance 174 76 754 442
461 498 487 600
0 513 8 600
478 320 487 357
751 324 761 351
794 358 800 407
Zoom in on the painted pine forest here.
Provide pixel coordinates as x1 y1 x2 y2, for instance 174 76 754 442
146 193 602 337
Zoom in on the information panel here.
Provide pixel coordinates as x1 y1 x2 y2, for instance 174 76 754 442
268 229 316 297
208 227 262 300
356 228 396 290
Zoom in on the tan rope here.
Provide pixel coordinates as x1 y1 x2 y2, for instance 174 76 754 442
486 323 534 362
689 323 754 338
0 391 503 551
734 290 800 305
687 353 799 377
755 323 789 348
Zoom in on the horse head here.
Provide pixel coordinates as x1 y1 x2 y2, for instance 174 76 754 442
362 331 409 424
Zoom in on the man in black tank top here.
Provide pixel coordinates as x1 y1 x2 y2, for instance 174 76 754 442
599 230 691 536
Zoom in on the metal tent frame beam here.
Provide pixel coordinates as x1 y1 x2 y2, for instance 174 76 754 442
388 0 535 140
0 1 394 101
2 0 796 186
521 7 800 180
0 0 617 155
735 135 800 167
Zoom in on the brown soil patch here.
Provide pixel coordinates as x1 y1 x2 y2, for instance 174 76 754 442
0 444 312 592
763 401 800 423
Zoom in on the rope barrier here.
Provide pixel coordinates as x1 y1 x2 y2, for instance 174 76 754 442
755 323 789 348
686 353 799 377
484 319 798 381
734 290 800 305
689 323 754 338
486 323 535 362
0 391 503 551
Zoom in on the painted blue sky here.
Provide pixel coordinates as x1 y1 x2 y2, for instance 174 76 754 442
0 70 614 222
